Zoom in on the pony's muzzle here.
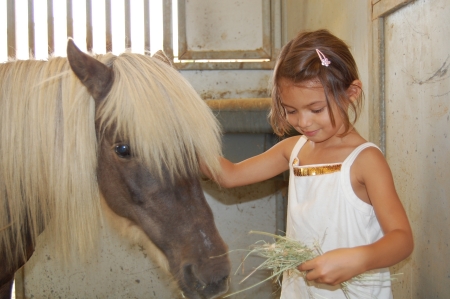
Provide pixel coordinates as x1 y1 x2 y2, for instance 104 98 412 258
183 257 231 299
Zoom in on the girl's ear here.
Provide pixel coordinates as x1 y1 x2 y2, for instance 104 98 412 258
347 80 362 102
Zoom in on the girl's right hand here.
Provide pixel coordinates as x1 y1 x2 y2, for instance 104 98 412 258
297 247 367 286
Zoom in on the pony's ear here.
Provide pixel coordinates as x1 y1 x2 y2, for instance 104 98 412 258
152 50 173 67
67 39 114 102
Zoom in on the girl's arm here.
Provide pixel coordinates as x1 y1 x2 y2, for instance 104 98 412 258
299 147 414 285
201 136 300 188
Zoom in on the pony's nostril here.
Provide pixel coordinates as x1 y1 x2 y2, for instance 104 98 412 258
219 274 229 284
181 256 230 298
195 280 207 291
186 264 207 288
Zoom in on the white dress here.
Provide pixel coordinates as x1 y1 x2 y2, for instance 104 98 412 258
280 136 393 299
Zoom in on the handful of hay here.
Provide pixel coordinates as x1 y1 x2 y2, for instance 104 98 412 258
224 231 396 299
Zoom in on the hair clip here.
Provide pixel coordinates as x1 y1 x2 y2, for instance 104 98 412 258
316 49 331 67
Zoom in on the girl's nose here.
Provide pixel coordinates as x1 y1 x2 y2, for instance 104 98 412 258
297 114 312 129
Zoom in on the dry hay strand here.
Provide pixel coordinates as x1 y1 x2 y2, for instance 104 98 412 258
224 231 398 299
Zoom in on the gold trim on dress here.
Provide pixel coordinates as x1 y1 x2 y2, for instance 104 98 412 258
293 164 342 176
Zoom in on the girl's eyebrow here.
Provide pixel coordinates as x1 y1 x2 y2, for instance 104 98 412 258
280 103 293 108
306 101 326 107
281 101 325 108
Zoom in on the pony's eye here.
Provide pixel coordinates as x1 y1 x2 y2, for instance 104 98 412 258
115 144 131 158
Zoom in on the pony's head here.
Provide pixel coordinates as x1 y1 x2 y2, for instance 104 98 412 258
0 40 230 299
66 40 230 298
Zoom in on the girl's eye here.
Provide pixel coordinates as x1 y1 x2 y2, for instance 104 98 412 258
115 144 131 158
286 110 296 115
311 107 325 114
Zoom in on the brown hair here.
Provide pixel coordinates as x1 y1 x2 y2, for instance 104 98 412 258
269 29 362 136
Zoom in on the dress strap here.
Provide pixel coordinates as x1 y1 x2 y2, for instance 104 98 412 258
289 135 308 166
341 142 381 177
340 142 382 213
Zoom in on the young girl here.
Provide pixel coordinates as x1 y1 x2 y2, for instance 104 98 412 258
202 29 413 298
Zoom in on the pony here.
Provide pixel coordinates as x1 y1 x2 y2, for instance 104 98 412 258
0 40 230 299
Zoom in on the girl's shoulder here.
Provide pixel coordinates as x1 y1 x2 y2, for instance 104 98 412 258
344 134 383 164
281 135 304 147
351 143 389 183
353 144 386 165
279 134 304 151
272 135 304 162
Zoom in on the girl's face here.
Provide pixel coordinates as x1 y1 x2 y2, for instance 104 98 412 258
279 78 345 144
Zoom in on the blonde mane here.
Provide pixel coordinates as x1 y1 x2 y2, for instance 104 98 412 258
95 52 222 180
0 52 222 271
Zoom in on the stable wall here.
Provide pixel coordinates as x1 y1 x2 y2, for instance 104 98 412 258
383 0 450 296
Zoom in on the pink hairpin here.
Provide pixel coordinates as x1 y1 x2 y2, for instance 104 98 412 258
316 49 331 67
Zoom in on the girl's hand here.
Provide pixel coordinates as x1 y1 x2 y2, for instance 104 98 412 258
297 247 366 286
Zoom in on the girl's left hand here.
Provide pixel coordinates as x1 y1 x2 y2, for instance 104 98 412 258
297 247 366 286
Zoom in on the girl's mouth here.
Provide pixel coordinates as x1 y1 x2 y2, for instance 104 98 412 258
302 130 319 137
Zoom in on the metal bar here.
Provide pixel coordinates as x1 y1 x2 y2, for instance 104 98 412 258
274 170 288 236
86 0 93 51
144 0 150 53
271 0 282 60
261 0 272 58
66 0 73 38
162 0 173 60
174 0 184 60
105 0 112 52
378 19 386 154
369 17 385 150
7 0 16 58
47 0 54 54
124 0 131 49
28 0 35 58
13 267 25 299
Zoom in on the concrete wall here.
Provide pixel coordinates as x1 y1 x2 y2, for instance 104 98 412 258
383 0 450 297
